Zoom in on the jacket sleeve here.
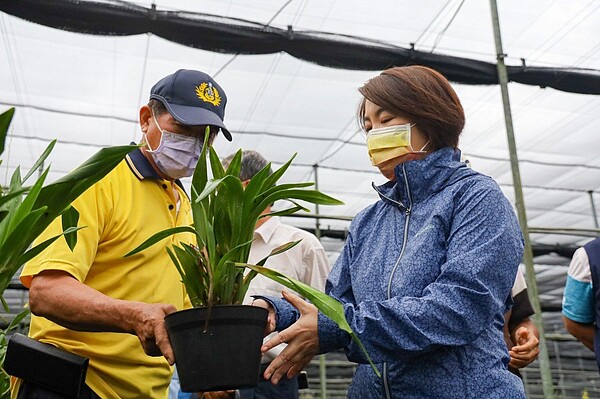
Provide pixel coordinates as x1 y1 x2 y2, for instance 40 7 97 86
320 182 524 363
258 230 356 352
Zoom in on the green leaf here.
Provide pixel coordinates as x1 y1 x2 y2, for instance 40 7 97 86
124 225 199 257
262 200 310 219
196 175 239 204
191 127 211 205
238 262 381 378
249 189 344 226
209 146 226 180
22 140 56 183
223 149 243 180
242 161 272 214
0 187 28 210
61 206 80 250
261 154 297 190
6 308 29 332
0 296 8 313
16 226 85 267
0 108 15 156
3 167 50 244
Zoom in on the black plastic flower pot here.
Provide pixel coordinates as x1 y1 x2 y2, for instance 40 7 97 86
165 305 268 392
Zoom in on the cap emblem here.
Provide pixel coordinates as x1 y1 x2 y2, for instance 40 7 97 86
195 82 221 107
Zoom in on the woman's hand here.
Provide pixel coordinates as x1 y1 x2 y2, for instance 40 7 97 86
262 290 319 384
508 326 540 369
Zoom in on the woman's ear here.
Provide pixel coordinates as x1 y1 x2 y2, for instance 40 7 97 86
139 105 152 133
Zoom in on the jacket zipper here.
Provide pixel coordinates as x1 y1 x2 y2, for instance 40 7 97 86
383 164 412 399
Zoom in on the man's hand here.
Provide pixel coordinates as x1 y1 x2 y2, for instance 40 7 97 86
130 302 177 364
28 270 179 364
262 290 319 385
508 326 540 369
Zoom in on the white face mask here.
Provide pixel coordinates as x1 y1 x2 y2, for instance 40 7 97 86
146 114 202 179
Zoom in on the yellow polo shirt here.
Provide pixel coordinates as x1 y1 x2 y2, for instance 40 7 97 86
15 149 193 399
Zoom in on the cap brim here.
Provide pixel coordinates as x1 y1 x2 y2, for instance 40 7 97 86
159 100 232 142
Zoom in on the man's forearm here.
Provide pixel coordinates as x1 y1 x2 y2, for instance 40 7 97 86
28 269 177 363
563 316 595 351
28 270 138 333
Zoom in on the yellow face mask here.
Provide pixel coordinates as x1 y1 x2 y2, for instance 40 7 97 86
366 123 426 166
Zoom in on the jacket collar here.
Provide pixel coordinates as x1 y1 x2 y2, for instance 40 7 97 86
373 147 473 208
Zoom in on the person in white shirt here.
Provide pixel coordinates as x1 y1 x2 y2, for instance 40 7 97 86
224 150 331 399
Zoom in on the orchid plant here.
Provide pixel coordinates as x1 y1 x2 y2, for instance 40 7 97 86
128 128 380 376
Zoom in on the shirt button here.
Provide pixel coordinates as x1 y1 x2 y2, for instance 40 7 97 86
169 204 174 210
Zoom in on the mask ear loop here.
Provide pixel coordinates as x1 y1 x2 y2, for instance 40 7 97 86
418 140 430 152
146 113 165 153
405 123 430 153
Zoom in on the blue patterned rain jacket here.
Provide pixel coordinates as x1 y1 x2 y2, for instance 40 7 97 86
269 147 525 398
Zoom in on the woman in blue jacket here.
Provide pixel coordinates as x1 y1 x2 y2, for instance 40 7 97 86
255 65 525 398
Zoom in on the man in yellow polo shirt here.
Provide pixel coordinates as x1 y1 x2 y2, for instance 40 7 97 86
13 69 232 399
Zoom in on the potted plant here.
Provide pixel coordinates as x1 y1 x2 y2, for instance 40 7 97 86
0 107 137 397
128 129 378 392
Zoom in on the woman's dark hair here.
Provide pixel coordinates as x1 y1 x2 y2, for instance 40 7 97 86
357 65 465 150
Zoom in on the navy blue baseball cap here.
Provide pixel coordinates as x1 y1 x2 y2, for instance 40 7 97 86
150 69 232 141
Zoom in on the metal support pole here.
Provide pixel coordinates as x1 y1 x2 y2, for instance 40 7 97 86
313 163 327 399
313 164 322 238
588 191 599 230
489 1 554 397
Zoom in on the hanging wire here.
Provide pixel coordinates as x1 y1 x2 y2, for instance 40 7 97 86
317 117 360 164
238 53 283 135
131 32 152 140
526 0 599 64
412 0 454 47
213 0 294 78
430 0 466 53
0 13 36 182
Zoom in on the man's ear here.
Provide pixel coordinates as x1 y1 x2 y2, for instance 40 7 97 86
139 105 152 133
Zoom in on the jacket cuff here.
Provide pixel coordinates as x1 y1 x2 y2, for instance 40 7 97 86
317 311 350 353
252 295 299 330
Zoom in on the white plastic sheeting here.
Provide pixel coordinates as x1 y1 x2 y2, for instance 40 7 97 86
1 0 599 247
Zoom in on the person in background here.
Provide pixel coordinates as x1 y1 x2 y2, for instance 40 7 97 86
504 267 540 377
253 65 526 398
13 69 231 399
562 236 600 371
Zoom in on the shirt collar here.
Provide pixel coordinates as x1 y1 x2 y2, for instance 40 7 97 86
125 144 187 194
125 145 162 180
254 216 280 243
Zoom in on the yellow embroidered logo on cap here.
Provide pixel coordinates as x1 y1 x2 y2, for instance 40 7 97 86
195 82 221 106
